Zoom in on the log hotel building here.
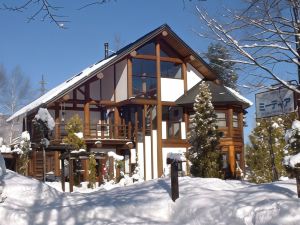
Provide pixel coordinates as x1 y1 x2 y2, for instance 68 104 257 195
6 24 251 181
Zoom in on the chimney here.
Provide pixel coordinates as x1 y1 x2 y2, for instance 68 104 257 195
104 43 109 59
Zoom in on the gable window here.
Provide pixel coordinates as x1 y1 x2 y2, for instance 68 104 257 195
136 42 156 55
233 113 239 128
216 112 227 127
132 58 157 98
161 61 182 79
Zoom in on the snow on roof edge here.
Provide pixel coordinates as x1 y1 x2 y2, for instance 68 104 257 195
224 86 253 106
7 55 117 122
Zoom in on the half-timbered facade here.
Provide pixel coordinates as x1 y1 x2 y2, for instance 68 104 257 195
7 24 251 181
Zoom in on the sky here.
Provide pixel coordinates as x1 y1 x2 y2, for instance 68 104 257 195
0 0 267 141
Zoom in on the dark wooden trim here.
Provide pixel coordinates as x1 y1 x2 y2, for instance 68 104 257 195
54 103 60 140
228 108 233 137
183 62 187 93
113 64 116 102
156 41 163 177
133 54 182 63
143 105 146 179
127 57 132 98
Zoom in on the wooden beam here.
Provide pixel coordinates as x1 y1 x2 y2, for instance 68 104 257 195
228 145 235 178
156 41 163 177
54 103 60 140
133 54 182 63
127 57 133 98
183 63 187 93
114 107 120 139
228 108 233 137
61 158 65 192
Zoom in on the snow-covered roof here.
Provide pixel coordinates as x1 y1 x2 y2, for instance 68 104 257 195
8 24 218 122
224 86 253 106
7 56 116 122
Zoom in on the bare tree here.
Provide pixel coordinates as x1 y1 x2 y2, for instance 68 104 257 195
0 0 68 28
0 66 34 143
196 0 300 93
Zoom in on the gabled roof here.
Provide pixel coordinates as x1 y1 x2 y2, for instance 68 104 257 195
8 24 217 121
176 81 252 109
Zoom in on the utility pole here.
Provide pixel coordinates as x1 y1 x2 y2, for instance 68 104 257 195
39 75 47 96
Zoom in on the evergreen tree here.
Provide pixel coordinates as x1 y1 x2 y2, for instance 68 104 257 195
188 81 221 178
246 113 296 183
205 43 238 90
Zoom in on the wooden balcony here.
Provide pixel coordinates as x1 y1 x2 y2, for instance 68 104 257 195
32 123 133 144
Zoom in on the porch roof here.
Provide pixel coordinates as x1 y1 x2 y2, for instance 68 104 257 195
175 81 252 109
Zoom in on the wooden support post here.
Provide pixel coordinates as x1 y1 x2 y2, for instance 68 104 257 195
98 159 103 186
84 102 90 137
109 157 114 181
167 158 179 202
114 107 119 139
228 108 233 137
156 42 163 177
295 168 300 198
54 104 60 140
127 57 133 98
228 145 235 178
61 158 65 192
182 62 187 94
69 158 74 193
82 159 88 181
54 151 60 177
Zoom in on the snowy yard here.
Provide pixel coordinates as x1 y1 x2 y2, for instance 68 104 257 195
1 170 300 225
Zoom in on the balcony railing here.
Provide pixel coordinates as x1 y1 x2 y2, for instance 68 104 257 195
31 123 132 143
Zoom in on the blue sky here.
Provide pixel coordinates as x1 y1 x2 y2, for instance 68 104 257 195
0 0 256 140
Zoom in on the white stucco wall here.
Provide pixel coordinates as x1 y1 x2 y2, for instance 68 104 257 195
115 59 127 102
137 142 144 180
161 78 184 101
181 122 186 139
90 79 101 100
187 63 204 90
145 136 152 180
152 130 158 179
162 121 167 139
101 66 114 101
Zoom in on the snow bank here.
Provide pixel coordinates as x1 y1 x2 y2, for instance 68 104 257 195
1 170 300 225
34 108 55 130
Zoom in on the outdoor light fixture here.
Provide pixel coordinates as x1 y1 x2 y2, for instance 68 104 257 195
162 31 168 36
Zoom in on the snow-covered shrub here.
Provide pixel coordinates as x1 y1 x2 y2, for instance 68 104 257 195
246 115 294 183
14 131 32 175
283 120 300 170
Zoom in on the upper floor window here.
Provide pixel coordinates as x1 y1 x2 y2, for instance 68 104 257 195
161 61 182 79
216 112 227 127
132 58 157 98
136 42 156 55
163 106 183 139
233 113 239 128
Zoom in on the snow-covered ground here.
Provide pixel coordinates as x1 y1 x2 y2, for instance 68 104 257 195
1 170 300 225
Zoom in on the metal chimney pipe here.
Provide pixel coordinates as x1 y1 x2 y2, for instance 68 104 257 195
104 43 109 59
